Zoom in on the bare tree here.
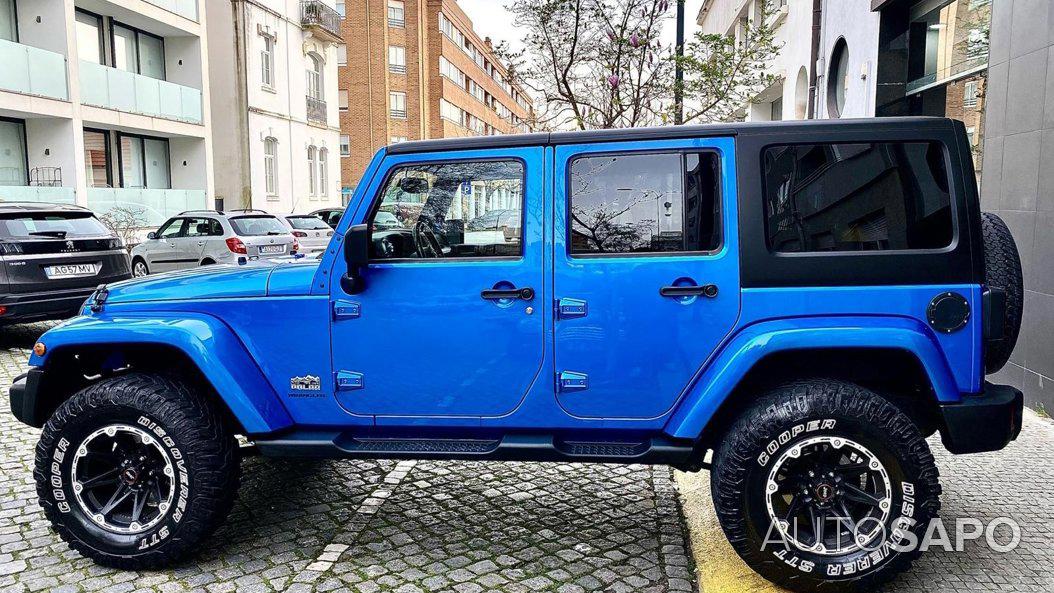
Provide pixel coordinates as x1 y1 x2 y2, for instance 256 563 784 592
506 0 673 130
97 206 147 250
677 1 781 124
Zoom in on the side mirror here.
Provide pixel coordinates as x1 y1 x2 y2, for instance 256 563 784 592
340 223 370 294
147 232 158 240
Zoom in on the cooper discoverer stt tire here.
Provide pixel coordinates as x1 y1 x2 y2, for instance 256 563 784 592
34 373 240 569
981 212 1023 373
711 379 941 592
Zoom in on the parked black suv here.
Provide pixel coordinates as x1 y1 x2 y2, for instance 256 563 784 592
0 203 130 323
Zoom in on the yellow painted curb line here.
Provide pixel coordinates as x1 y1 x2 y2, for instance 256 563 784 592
674 470 791 593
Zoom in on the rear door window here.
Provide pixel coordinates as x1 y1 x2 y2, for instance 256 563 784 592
230 216 288 236
568 152 721 255
762 142 953 252
0 212 111 239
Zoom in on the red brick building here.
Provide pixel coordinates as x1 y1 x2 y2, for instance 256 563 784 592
338 0 533 194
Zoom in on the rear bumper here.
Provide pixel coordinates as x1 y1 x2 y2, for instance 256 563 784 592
938 382 1023 454
9 368 44 428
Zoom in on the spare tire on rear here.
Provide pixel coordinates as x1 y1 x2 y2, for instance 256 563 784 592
981 212 1023 373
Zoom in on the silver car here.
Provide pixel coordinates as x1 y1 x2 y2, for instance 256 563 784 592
280 214 334 254
130 209 297 277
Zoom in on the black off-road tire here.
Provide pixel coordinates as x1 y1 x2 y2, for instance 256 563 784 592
711 379 941 592
34 373 240 569
981 212 1023 373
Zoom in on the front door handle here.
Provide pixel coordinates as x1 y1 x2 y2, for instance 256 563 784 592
481 287 535 301
660 284 718 298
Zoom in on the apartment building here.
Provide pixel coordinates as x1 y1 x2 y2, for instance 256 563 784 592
0 0 213 226
338 0 533 194
697 0 815 121
207 0 343 213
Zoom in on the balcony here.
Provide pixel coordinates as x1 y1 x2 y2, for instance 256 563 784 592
87 188 207 226
300 1 343 43
0 186 76 204
306 95 328 125
0 38 69 101
143 0 199 22
79 61 203 124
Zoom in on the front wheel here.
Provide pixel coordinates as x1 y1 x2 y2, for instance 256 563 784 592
34 373 240 569
711 379 941 592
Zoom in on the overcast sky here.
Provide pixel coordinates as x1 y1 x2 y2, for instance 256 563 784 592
457 0 707 57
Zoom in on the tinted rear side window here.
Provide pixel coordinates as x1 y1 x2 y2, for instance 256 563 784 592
0 212 111 239
762 142 952 253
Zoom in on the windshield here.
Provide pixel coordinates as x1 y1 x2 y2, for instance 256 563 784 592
286 216 331 231
230 215 288 236
0 212 111 239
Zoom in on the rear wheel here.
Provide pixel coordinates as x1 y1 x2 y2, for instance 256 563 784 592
711 379 941 592
131 258 149 277
34 373 239 569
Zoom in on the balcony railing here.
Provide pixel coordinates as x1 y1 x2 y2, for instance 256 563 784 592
87 188 207 226
306 95 328 124
79 61 203 124
301 1 343 43
390 109 407 119
0 185 76 204
0 38 68 101
143 0 199 22
389 64 406 74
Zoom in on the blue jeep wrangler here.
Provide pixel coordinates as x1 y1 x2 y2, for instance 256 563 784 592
10 118 1023 591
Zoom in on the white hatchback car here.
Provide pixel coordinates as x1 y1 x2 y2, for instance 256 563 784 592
279 214 334 254
130 210 297 276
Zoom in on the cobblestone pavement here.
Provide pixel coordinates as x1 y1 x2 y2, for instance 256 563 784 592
0 323 694 593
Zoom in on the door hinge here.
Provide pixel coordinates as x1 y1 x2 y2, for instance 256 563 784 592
335 370 364 391
557 371 588 393
556 297 588 319
333 300 361 320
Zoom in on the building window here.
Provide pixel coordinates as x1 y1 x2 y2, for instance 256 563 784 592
0 0 16 42
261 34 275 88
439 99 464 126
339 90 349 110
388 0 404 27
389 45 406 74
264 137 278 196
307 145 318 197
340 134 351 156
75 10 104 65
963 80 979 108
118 134 170 189
318 148 329 197
439 56 465 87
337 45 347 66
0 118 27 186
390 92 407 119
83 129 111 188
827 38 849 118
307 53 324 100
390 136 408 144
111 22 165 80
336 1 345 18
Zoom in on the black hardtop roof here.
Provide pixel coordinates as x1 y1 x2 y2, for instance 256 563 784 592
0 201 90 214
385 116 955 155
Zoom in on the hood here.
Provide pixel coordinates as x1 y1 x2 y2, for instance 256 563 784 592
101 259 320 305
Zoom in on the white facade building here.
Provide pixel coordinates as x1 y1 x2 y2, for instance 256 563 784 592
696 0 879 121
207 0 342 214
0 0 214 226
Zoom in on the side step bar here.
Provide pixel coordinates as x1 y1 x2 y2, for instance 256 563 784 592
253 432 699 468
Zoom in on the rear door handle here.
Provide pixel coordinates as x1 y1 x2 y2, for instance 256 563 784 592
660 284 718 298
481 287 535 301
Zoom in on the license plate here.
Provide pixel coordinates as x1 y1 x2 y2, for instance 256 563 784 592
259 245 285 255
45 263 98 279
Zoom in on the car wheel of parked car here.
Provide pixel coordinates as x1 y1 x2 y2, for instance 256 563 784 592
132 258 149 278
981 212 1023 374
34 373 240 569
711 379 941 592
